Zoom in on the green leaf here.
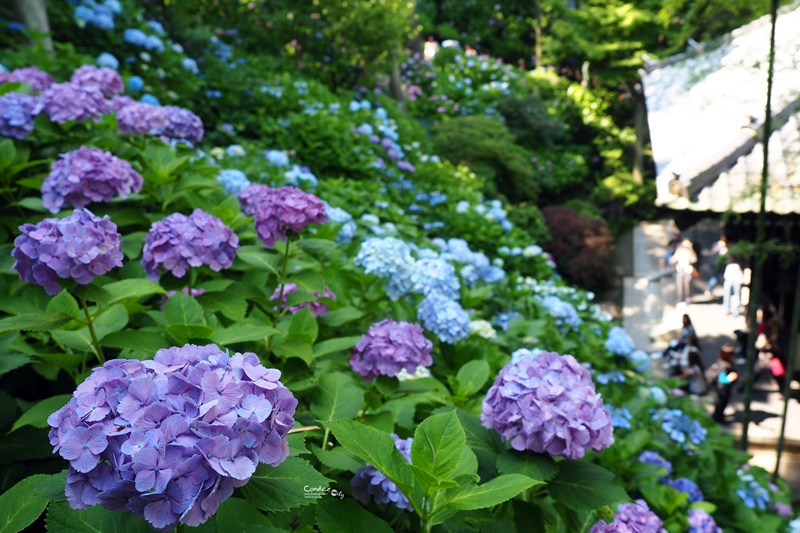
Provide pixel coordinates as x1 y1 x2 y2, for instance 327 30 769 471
0 140 16 170
164 292 206 327
294 238 338 255
0 427 53 464
94 279 164 306
199 291 248 321
0 475 49 533
239 457 331 512
213 323 279 346
236 246 282 277
45 292 80 319
441 474 542 511
319 307 364 327
193 498 280 533
0 354 31 377
32 471 67 502
327 420 415 497
291 271 325 293
316 498 394 533
311 373 364 424
10 394 71 433
100 330 170 357
496 450 558 482
410 411 466 491
167 324 215 344
92 304 129 338
45 501 152 532
287 308 318 345
312 336 361 357
455 360 490 396
0 313 72 334
310 444 364 473
271 339 314 365
548 460 629 512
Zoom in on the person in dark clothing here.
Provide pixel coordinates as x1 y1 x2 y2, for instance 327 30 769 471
711 343 738 423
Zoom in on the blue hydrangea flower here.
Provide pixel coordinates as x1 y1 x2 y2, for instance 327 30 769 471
323 203 356 245
352 434 412 511
687 509 722 533
284 165 318 188
410 258 460 300
494 311 523 331
654 408 706 447
143 35 164 52
605 326 635 357
146 20 164 34
638 451 672 476
355 237 415 297
629 349 651 372
736 473 770 509
417 293 470 344
665 477 704 502
595 371 626 385
140 93 159 105
217 169 250 195
264 150 289 167
0 92 43 139
181 57 199 74
127 76 144 92
608 406 632 429
540 295 581 329
96 52 119 70
225 144 245 157
123 28 148 46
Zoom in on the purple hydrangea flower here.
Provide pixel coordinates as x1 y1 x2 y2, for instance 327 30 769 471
237 185 328 248
116 101 169 135
70 65 124 97
108 95 136 112
270 283 335 317
160 106 204 143
352 434 413 510
350 319 433 381
42 146 144 213
42 83 109 124
12 209 123 295
481 350 614 459
0 92 43 139
687 509 722 533
141 209 239 281
0 66 54 91
665 477 704 502
590 500 666 533
47 344 296 529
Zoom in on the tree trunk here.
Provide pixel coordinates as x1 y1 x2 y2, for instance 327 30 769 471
534 0 543 70
5 0 53 51
389 48 405 102
632 82 647 185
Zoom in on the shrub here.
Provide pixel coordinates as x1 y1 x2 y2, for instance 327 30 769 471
497 92 569 150
506 203 551 244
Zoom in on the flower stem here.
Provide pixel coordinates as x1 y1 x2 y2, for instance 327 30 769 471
275 238 293 317
80 297 105 365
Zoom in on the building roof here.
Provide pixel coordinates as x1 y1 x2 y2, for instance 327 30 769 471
641 1 800 214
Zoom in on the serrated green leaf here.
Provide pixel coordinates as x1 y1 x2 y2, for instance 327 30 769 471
548 460 629 512
327 420 415 497
312 336 361 357
294 239 338 255
45 500 152 532
92 304 129 338
311 444 364 473
440 474 541 512
45 292 80 318
10 394 71 433
164 292 206 327
100 330 170 356
33 471 67 502
410 411 465 493
0 313 71 334
287 308 318 345
94 279 164 306
319 307 364 328
271 339 314 365
291 271 325 293
236 246 282 277
496 450 558 482
316 498 394 533
311 373 364 424
240 457 331 512
193 497 279 533
167 324 215 344
198 291 248 321
0 474 49 533
0 354 31 377
455 360 490 397
212 322 279 346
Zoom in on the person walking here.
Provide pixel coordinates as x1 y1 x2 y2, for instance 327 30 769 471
670 239 697 304
722 259 744 316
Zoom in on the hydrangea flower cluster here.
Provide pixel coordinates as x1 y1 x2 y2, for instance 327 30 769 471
237 185 328 248
284 165 318 188
42 83 108 123
469 319 497 339
350 319 433 381
355 237 415 300
323 203 356 245
687 509 722 533
71 65 124 97
590 500 666 533
115 101 204 143
73 0 120 30
270 283 335 317
123 28 164 51
42 147 143 213
770 502 793 518
96 52 119 70
736 470 770 509
142 209 239 281
653 408 707 447
0 92 43 139
12 209 123 295
352 434 412 511
638 450 672 479
605 326 635 357
608 406 632 429
481 350 614 459
417 292 471 344
264 150 290 167
47 344 296 529
216 169 251 195
494 311 523 331
595 371 626 385
410 258 460 300
540 295 582 330
0 66 54 91
664 477 704 502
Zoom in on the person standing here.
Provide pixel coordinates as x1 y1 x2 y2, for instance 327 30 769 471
722 259 744 316
710 343 738 423
705 236 728 295
670 239 697 304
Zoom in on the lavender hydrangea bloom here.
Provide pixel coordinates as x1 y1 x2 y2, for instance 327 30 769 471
42 147 144 213
350 319 433 381
417 293 470 344
0 92 43 139
116 101 169 135
590 500 666 533
12 209 123 295
0 66 54 91
665 477 704 502
238 185 328 248
482 350 614 459
70 65 124 97
540 295 581 329
410 258 460 300
42 83 108 124
687 509 722 533
270 283 335 317
141 209 239 281
47 344 296 529
605 326 635 357
160 106 204 143
352 434 413 510
217 169 251 194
